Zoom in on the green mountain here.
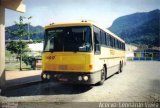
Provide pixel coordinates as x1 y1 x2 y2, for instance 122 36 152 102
5 25 44 41
109 9 160 47
6 9 160 47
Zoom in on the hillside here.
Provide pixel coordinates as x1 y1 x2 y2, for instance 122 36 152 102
5 25 44 40
6 9 160 47
109 9 160 47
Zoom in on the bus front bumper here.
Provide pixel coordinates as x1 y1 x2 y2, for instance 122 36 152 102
41 71 101 84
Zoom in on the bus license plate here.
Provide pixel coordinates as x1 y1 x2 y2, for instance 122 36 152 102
59 78 68 81
59 65 67 70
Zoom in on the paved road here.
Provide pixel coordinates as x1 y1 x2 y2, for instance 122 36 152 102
0 61 160 104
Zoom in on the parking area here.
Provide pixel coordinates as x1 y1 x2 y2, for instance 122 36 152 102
0 61 160 104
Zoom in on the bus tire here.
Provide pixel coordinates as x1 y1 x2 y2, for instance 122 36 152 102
97 66 106 85
104 64 107 79
119 61 123 73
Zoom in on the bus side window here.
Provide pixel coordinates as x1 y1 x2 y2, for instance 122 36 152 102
106 33 109 46
110 36 113 47
123 43 125 50
100 30 106 45
118 40 120 49
113 38 115 48
105 33 108 46
120 42 123 50
93 26 101 54
115 39 118 49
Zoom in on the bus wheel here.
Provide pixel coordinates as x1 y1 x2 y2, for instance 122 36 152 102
97 66 106 85
119 61 123 73
104 65 107 79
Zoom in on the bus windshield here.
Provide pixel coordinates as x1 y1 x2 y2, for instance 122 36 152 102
44 26 92 52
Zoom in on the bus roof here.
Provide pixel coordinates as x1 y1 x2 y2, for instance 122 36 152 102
45 21 125 43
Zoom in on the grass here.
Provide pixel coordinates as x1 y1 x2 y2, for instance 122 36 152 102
5 50 32 71
5 52 42 71
5 61 32 71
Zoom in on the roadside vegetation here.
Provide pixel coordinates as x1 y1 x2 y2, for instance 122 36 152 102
5 16 42 71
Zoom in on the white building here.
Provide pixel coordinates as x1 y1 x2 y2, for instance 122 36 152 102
28 43 43 52
28 43 43 57
125 44 138 60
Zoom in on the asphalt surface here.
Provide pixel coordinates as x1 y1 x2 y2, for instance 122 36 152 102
0 61 160 107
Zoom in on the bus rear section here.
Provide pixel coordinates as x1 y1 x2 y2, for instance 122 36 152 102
41 24 101 84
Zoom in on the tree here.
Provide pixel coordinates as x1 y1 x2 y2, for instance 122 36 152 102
6 41 30 62
6 16 34 71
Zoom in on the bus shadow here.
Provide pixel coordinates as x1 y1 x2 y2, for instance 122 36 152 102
89 72 119 86
107 71 120 80
1 72 120 97
1 82 93 97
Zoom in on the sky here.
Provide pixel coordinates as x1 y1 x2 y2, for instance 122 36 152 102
5 0 160 28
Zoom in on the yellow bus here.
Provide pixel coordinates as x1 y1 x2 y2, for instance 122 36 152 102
41 21 125 85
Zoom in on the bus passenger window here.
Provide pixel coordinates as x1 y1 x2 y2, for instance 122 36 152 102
94 26 101 54
101 30 106 45
110 36 113 47
106 33 109 46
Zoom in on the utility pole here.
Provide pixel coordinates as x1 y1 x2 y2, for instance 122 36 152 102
27 16 32 41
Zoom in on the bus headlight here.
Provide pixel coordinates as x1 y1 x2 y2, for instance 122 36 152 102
83 76 88 81
43 74 47 79
78 76 82 81
47 74 50 79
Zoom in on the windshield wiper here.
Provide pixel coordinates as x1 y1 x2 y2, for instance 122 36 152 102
74 49 78 53
49 49 55 53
